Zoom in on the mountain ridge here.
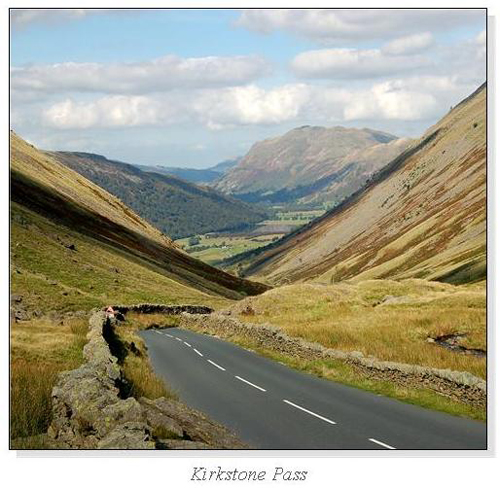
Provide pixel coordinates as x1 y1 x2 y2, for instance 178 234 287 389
214 125 408 205
10 131 269 302
239 83 486 285
48 151 267 239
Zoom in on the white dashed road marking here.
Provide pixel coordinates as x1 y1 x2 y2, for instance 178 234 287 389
184 341 192 347
283 400 336 425
207 359 226 371
175 337 182 342
235 376 266 392
193 348 204 357
368 438 396 450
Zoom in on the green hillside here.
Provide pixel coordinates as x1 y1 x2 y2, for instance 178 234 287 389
49 151 267 239
10 131 269 314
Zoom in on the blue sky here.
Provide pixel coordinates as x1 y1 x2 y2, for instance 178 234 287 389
10 9 486 168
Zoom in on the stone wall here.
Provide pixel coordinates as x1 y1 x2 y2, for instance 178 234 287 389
48 310 245 449
113 303 213 315
178 312 486 408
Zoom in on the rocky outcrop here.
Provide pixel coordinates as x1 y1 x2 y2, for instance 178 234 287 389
178 313 486 408
48 310 245 449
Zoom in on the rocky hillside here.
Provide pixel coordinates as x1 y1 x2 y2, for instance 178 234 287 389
10 131 269 309
49 151 266 239
242 83 486 285
214 126 409 205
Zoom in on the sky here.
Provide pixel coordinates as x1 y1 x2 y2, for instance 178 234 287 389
10 9 486 168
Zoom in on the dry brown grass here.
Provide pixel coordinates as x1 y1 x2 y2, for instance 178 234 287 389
112 316 178 401
235 279 486 378
10 316 88 444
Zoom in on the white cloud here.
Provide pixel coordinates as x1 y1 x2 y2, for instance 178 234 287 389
11 9 96 30
37 79 448 132
236 9 484 43
192 84 311 129
381 32 434 55
11 55 270 94
42 96 162 129
342 82 437 121
291 48 431 79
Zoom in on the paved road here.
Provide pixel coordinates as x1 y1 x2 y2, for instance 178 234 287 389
140 328 487 450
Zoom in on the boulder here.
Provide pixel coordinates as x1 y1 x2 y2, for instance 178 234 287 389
138 398 184 439
97 422 155 449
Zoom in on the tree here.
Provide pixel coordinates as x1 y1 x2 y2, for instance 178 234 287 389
188 236 200 246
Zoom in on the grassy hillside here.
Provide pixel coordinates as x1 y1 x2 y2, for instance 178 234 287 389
230 279 485 378
10 132 269 447
242 84 486 285
214 126 406 205
49 151 267 239
10 131 269 308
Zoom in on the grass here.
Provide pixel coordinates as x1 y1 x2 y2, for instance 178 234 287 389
190 328 485 422
10 316 89 447
11 202 231 313
110 313 179 401
176 233 282 265
233 279 486 379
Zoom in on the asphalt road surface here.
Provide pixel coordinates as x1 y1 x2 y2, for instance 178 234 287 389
140 328 487 450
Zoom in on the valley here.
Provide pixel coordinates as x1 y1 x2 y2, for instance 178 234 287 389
9 83 487 450
176 208 324 266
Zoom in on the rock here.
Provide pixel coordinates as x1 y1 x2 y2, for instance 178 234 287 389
94 398 145 438
65 243 77 251
97 422 155 449
10 294 22 303
159 439 210 449
138 398 184 439
149 397 246 449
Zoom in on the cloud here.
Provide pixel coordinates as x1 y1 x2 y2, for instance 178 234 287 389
291 48 431 79
11 9 96 30
42 96 162 129
37 79 450 132
11 54 271 94
342 82 437 121
236 9 484 43
192 84 311 129
381 32 434 55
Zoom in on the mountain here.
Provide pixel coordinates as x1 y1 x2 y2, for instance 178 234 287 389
209 157 241 174
48 152 267 239
214 126 409 205
136 157 240 184
10 131 269 311
239 84 486 286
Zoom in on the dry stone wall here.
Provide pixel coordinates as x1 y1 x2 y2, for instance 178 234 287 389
113 303 213 315
178 312 486 408
48 309 245 449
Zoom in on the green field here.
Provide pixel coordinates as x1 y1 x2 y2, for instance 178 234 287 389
176 233 282 265
177 209 326 266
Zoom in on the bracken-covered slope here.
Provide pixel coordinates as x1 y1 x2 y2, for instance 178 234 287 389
10 132 269 307
214 125 408 204
244 83 486 285
48 151 267 239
